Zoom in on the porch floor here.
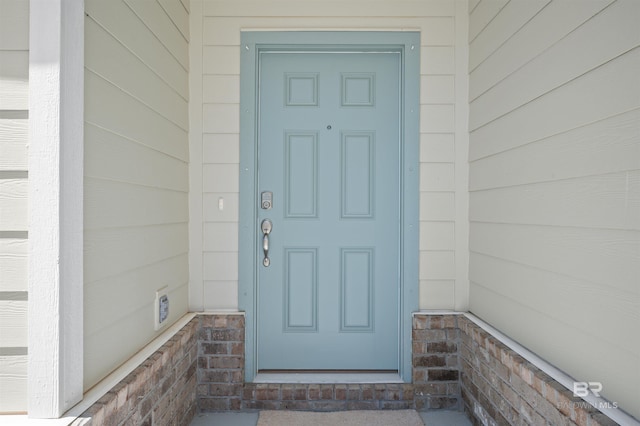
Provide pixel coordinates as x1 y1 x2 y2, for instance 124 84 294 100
190 410 472 425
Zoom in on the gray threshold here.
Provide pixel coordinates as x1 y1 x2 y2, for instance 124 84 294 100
253 372 404 384
190 410 473 426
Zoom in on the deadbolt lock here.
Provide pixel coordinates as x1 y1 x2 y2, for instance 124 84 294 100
261 191 273 210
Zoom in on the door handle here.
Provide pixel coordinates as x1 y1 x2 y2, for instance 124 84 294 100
261 219 272 267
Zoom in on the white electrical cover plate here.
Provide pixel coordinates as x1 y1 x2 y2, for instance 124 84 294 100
154 286 169 330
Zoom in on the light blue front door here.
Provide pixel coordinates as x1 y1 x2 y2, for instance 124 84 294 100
257 51 401 371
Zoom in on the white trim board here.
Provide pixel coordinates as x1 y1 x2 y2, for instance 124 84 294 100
28 0 84 418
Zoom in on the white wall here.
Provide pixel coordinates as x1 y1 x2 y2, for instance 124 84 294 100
0 0 29 414
189 0 470 312
468 0 640 419
83 0 190 390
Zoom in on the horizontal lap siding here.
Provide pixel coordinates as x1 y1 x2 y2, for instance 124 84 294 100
468 0 640 419
0 0 28 413
83 0 190 391
191 0 467 311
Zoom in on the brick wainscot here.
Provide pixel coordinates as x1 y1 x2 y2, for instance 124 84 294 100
73 313 628 426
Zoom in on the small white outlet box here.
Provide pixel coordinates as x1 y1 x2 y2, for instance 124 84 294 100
154 286 169 330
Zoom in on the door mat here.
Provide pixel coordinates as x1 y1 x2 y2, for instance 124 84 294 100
257 410 424 426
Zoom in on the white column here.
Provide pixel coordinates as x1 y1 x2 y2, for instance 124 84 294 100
28 0 84 418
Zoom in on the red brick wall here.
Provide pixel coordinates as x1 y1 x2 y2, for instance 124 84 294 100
412 314 461 410
196 313 462 411
73 318 198 425
197 314 245 410
74 313 623 426
459 316 618 426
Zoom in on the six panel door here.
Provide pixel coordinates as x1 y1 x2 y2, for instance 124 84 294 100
257 51 401 370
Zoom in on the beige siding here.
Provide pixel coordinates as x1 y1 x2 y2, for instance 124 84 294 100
468 0 640 419
190 0 469 312
0 0 28 414
83 0 190 390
